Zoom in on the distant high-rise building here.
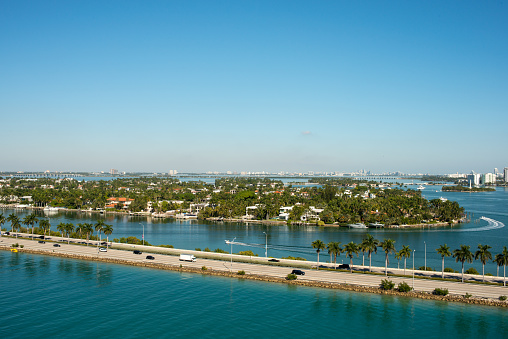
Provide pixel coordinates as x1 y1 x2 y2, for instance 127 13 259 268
504 167 508 182
168 170 178 175
481 173 496 185
110 169 118 175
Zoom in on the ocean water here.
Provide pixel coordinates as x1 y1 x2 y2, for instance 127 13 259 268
1 250 507 338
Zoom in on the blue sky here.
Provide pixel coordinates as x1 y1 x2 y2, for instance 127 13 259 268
1 1 507 174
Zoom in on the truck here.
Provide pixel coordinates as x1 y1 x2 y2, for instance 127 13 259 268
179 254 197 262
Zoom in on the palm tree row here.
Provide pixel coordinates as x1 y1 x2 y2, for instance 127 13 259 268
312 236 508 284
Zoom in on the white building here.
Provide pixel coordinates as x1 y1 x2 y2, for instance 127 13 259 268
505 168 508 182
481 173 496 185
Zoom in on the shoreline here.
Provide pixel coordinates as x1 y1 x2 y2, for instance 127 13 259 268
1 204 461 229
2 240 507 308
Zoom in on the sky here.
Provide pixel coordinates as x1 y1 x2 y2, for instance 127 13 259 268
1 1 507 174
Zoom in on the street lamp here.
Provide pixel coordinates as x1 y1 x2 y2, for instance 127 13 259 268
263 232 267 258
139 223 145 246
412 250 415 290
225 237 236 271
424 241 426 271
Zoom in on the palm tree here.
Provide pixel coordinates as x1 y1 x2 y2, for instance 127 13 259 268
494 247 508 287
83 223 94 246
65 223 74 244
76 223 84 241
103 224 113 248
95 220 106 247
362 234 379 272
0 213 5 234
343 242 359 273
39 219 51 240
22 213 38 238
311 239 326 269
327 241 342 268
398 245 411 275
380 239 396 276
56 222 66 240
7 214 19 235
436 244 451 279
395 251 402 270
453 245 474 283
475 244 492 282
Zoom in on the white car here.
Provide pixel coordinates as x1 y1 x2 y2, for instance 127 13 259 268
99 247 107 252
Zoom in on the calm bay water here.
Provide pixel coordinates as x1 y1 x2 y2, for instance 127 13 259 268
1 250 507 338
2 184 508 337
3 184 508 274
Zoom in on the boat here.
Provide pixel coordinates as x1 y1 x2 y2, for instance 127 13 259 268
44 206 61 212
369 222 385 228
439 197 448 202
348 223 368 229
417 185 425 190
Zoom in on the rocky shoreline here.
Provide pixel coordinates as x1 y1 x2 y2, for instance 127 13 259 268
2 246 506 308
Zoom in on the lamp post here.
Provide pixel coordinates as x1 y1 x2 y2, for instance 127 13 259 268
263 232 267 258
412 250 415 290
226 237 236 270
139 223 144 246
424 241 426 271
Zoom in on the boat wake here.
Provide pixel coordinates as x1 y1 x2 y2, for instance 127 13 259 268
457 216 505 232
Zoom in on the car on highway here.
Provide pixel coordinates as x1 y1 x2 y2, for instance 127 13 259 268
53 244 61 247
99 247 107 252
338 264 350 269
268 259 280 262
133 250 142 255
146 255 155 260
38 241 45 244
291 269 305 275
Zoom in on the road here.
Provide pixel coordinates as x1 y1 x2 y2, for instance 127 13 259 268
1 233 507 300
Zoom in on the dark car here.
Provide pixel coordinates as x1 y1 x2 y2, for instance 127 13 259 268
268 259 280 262
291 269 305 275
38 241 45 244
53 244 61 247
338 264 350 269
146 255 155 260
39 236 45 239
133 250 142 255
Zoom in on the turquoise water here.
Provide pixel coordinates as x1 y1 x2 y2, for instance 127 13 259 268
1 251 507 338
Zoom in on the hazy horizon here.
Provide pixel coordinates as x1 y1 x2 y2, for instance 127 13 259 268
2 1 507 174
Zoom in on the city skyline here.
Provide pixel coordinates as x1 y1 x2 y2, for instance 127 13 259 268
1 1 507 173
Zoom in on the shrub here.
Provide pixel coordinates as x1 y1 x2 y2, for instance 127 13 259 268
499 295 507 301
464 293 472 299
237 270 245 275
398 282 412 292
465 268 479 275
159 244 174 248
203 247 212 252
433 288 449 296
238 250 258 256
11 243 19 248
179 264 182 268
444 267 457 273
380 279 395 290
281 256 307 261
286 273 297 280
214 248 228 254
201 266 207 271
486 273 493 276
418 266 434 271
19 245 24 248
195 248 201 251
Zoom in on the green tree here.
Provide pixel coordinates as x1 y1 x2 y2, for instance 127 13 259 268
95 220 106 246
475 244 492 282
0 213 5 233
362 234 379 272
453 245 474 283
39 219 51 240
82 223 94 246
398 245 411 275
380 239 396 276
7 214 19 235
103 224 113 248
312 239 326 269
343 241 359 273
22 213 38 238
436 244 451 279
494 247 508 287
327 241 342 268
56 222 66 239
65 223 74 244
